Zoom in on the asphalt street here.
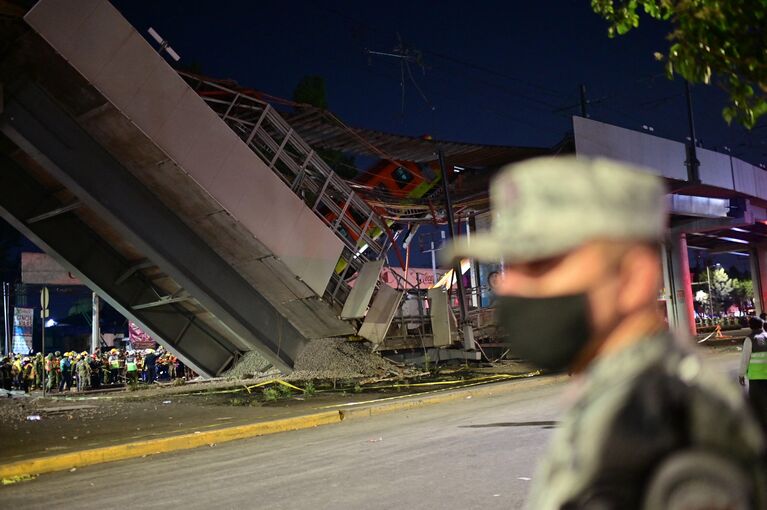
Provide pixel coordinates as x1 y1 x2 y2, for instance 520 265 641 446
1 351 742 510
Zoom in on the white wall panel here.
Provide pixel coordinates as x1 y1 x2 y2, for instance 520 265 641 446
25 0 101 58
91 33 156 113
280 208 349 295
733 158 757 195
574 116 687 181
697 148 734 190
57 0 133 80
756 168 767 199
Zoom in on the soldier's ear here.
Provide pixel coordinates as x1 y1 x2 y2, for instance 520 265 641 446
617 245 661 315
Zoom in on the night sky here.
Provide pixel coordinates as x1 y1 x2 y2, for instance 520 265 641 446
0 1 760 281
111 0 766 164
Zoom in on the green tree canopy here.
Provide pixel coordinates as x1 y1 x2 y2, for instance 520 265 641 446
292 76 357 179
591 0 767 128
293 75 329 109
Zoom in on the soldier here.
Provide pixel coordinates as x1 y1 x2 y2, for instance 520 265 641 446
75 355 91 392
445 156 767 509
740 316 767 429
33 353 43 390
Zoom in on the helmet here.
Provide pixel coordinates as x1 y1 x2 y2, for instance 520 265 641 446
81 351 88 357
54 351 61 357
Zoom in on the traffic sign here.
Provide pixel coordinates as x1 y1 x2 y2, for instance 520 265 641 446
40 287 49 310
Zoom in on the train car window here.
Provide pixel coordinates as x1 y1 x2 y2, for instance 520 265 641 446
420 163 436 182
349 207 367 225
392 166 414 189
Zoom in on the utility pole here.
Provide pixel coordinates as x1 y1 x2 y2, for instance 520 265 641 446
684 81 701 185
2 282 9 355
706 265 713 318
438 148 475 351
91 292 100 353
579 84 589 118
41 287 49 397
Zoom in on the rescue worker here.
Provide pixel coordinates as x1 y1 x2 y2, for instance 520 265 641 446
22 357 35 392
740 316 767 429
52 351 61 390
0 355 11 390
59 352 73 391
89 353 101 389
33 353 43 390
108 349 121 384
444 156 767 509
75 354 91 392
11 355 21 390
125 350 139 384
144 348 157 383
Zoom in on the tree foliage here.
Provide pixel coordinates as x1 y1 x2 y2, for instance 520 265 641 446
292 76 357 179
591 0 767 128
293 75 329 110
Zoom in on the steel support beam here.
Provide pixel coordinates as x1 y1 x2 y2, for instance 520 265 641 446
27 201 81 224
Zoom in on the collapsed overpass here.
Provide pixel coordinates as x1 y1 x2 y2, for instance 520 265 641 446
0 0 396 375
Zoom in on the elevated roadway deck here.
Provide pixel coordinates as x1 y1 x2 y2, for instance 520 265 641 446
0 0 394 375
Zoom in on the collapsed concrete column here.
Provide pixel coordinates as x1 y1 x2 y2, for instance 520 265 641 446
665 233 697 337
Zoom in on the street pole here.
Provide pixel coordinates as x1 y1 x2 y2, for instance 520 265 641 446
40 287 49 397
684 81 701 185
91 292 100 353
2 282 9 355
579 83 588 118
438 148 475 351
707 266 713 317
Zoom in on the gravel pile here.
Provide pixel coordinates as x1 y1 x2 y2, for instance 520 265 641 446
221 351 277 379
286 338 399 381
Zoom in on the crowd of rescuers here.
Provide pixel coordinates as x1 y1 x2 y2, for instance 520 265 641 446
0 347 196 393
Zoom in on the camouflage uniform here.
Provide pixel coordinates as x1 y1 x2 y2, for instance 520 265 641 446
76 358 91 392
443 156 767 509
526 333 767 509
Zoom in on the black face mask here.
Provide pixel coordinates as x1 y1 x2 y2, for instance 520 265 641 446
496 293 592 371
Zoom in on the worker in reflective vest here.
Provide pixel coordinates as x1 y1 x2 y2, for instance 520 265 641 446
740 316 767 429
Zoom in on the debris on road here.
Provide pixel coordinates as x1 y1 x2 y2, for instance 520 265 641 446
288 338 407 381
25 415 41 421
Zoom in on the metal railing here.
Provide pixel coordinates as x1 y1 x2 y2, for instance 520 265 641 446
179 73 390 307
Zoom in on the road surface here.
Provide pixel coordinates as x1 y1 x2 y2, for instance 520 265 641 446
1 351 742 509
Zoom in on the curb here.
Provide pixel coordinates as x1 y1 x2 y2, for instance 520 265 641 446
0 374 564 481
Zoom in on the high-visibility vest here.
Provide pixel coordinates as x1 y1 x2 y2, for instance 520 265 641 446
110 359 120 369
748 335 767 380
126 362 137 372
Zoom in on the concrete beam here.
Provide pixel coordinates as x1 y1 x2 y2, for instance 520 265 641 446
0 81 309 373
0 152 235 376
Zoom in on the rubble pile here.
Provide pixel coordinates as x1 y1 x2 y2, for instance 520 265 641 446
222 351 277 379
287 338 401 381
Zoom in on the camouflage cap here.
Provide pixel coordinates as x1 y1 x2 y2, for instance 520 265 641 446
443 156 668 264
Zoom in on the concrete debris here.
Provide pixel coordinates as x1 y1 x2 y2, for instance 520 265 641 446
287 338 402 381
221 338 413 382
221 351 276 379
